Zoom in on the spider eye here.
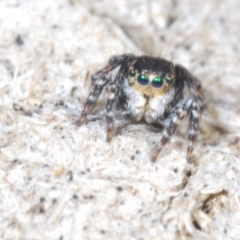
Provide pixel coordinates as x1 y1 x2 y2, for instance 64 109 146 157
151 76 163 88
128 70 136 77
137 74 149 85
166 77 173 84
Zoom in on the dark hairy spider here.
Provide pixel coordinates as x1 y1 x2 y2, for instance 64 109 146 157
77 54 204 163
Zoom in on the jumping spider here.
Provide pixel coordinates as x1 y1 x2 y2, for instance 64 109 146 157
77 54 204 163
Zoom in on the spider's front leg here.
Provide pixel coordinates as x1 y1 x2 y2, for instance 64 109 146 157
76 54 134 126
76 75 109 126
151 99 201 163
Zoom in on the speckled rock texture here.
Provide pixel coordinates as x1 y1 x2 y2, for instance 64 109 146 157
0 0 240 239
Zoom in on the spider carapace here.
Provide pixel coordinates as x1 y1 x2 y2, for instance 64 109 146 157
77 54 204 163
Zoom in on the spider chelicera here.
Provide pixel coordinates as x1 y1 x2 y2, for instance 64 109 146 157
77 54 204 163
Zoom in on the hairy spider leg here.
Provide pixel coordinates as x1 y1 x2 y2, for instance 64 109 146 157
187 101 201 162
186 89 204 162
106 80 116 141
151 99 194 162
178 64 204 112
190 86 204 113
151 64 204 162
182 66 204 162
76 75 109 125
77 54 135 126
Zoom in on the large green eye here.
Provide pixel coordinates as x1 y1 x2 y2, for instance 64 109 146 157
137 74 149 85
128 70 136 77
151 76 163 88
166 77 173 84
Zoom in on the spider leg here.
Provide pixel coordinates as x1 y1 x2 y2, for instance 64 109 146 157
175 64 204 112
175 65 204 162
187 102 201 163
77 54 134 126
106 79 116 142
151 100 192 162
150 65 205 163
76 75 109 125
